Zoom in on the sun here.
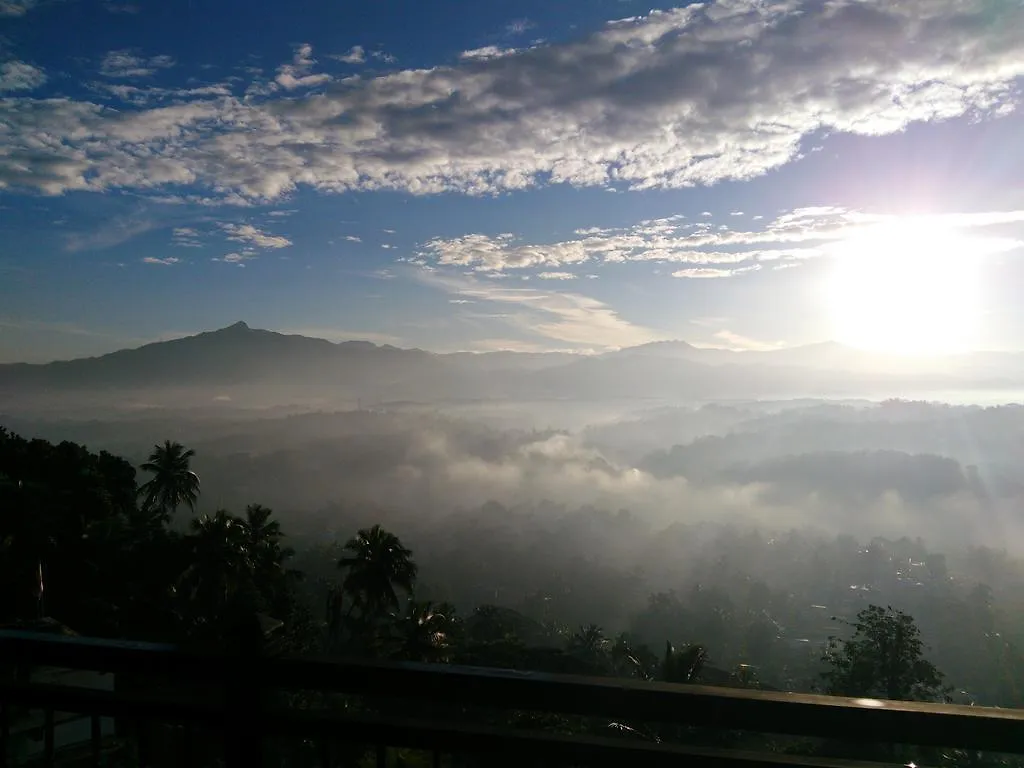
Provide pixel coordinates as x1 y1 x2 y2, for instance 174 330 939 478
825 220 983 356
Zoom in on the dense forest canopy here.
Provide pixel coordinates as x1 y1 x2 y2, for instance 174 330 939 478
4 425 1024 713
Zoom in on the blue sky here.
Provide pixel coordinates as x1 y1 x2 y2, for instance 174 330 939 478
1 0 1023 362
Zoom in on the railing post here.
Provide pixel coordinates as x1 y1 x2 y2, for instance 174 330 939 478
224 612 265 768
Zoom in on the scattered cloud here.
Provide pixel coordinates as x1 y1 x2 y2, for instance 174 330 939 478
382 228 396 234
268 209 297 217
100 49 175 78
537 271 576 280
92 81 232 105
329 46 365 64
64 217 158 252
0 60 45 91
103 2 139 12
141 256 181 265
2 2 1023 200
369 50 396 64
213 251 255 265
0 0 37 16
343 235 362 243
672 265 762 279
506 18 534 36
459 46 516 61
417 207 1024 277
449 298 475 305
219 222 292 248
275 42 331 90
381 243 395 249
420 271 663 350
171 226 203 248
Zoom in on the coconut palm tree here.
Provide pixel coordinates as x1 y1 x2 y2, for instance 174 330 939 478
337 525 418 620
138 441 200 523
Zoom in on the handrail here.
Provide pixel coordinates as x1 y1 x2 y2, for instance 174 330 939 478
3 629 1024 757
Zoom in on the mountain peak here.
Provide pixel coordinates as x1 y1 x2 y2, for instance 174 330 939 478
222 321 250 332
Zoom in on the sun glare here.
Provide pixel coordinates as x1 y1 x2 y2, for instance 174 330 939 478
826 220 983 356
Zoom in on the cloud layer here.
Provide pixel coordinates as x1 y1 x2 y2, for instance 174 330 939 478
416 207 1024 276
0 1 1021 200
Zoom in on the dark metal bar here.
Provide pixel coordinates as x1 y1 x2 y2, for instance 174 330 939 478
433 748 441 768
320 737 331 767
43 708 54 768
269 709 898 768
0 701 8 768
90 714 101 767
376 743 386 768
5 629 1024 757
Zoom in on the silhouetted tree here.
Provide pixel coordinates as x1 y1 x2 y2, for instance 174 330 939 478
822 605 946 701
138 441 200 523
338 525 417 615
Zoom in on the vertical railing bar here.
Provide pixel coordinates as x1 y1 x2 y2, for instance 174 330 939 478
376 743 386 768
433 748 441 768
181 723 194 768
90 714 102 767
43 708 55 768
0 701 8 768
320 736 331 767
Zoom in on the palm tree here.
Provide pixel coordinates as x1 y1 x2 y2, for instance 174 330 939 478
337 525 418 620
138 441 200 523
176 510 252 639
239 504 299 614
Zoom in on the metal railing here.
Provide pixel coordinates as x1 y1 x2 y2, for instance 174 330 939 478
3 628 1024 767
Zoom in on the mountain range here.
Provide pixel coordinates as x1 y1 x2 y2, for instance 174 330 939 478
2 322 1023 408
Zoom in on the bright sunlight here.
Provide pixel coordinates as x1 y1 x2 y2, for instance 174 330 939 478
826 220 983 356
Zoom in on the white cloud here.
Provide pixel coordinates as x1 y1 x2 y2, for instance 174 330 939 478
214 251 254 265
343 235 362 242
369 50 396 64
100 50 175 78
1 1 1023 199
219 222 292 248
416 206 1024 276
92 81 232 105
0 61 46 92
330 46 365 65
672 265 762 279
537 271 576 280
420 271 662 350
172 226 203 248
459 46 517 61
141 256 180 265
275 43 331 90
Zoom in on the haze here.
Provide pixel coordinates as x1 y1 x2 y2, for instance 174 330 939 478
4 0 1024 743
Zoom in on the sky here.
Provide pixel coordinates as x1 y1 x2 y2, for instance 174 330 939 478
1 0 1023 363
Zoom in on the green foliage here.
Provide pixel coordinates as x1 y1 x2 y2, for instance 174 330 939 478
821 604 946 701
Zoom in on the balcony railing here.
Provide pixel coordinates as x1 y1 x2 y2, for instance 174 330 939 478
3 627 1024 767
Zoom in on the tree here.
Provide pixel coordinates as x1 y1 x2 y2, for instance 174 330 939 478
390 600 457 662
337 524 418 620
821 605 946 701
138 441 200 523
